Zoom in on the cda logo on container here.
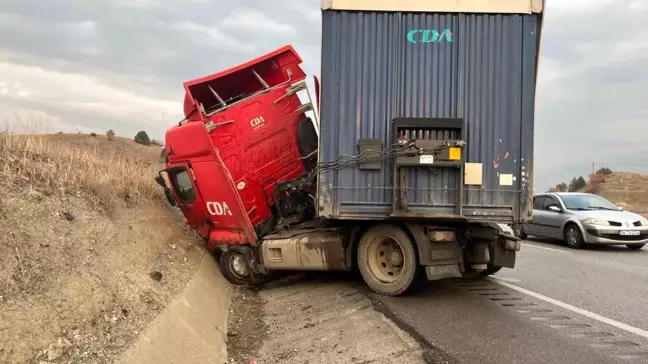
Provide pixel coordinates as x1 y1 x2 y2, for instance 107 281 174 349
407 29 453 44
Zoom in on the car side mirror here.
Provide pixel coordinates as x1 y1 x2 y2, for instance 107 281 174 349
548 205 561 212
617 206 625 211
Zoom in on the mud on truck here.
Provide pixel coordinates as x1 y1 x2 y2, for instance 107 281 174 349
155 1 544 296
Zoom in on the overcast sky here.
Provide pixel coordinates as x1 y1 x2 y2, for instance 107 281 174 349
1 0 647 191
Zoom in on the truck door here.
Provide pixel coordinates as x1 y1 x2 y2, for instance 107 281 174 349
165 157 257 246
189 149 258 246
165 163 211 238
164 120 258 247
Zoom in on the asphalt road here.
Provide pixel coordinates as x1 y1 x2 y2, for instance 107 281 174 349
371 240 648 364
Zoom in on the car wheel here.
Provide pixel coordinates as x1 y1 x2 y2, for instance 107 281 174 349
563 224 585 249
626 244 645 250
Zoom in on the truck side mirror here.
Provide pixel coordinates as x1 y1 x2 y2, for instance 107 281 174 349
163 189 177 207
154 173 177 207
154 175 166 187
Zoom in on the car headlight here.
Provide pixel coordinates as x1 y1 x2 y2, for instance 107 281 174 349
582 218 610 226
640 217 648 226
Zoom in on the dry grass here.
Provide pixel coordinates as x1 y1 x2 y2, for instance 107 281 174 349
0 131 206 364
0 132 163 211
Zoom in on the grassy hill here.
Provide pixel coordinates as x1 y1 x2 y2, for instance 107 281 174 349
0 132 205 363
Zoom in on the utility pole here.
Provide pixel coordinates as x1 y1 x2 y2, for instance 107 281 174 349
592 161 595 176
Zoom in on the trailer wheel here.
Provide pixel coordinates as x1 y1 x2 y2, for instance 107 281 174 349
219 249 268 286
357 225 420 296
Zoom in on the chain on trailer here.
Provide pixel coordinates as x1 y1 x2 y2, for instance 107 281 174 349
301 139 464 187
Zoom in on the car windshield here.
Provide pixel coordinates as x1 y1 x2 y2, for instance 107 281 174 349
561 194 619 211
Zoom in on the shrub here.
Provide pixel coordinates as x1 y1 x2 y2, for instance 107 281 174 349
547 182 568 193
568 176 586 192
90 132 97 137
586 183 601 195
590 172 605 186
106 129 116 141
596 167 613 176
134 131 151 146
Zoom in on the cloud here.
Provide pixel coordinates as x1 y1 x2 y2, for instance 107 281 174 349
0 0 308 139
0 0 646 192
220 8 297 36
531 0 648 190
0 62 179 137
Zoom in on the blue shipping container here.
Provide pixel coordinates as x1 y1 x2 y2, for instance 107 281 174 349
317 10 542 224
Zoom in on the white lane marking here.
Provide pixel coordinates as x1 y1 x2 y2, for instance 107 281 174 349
493 276 521 283
489 277 648 340
522 242 567 253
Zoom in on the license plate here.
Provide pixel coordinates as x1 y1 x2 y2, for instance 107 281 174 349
620 230 640 236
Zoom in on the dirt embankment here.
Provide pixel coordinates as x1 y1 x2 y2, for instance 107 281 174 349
591 172 648 216
0 133 206 364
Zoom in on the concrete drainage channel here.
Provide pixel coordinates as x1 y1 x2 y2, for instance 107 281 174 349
117 264 432 364
117 256 232 364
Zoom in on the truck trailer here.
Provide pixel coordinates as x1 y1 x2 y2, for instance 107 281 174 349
156 0 545 296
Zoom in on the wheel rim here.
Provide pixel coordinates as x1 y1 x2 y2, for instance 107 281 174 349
566 228 579 246
366 235 405 283
230 252 250 278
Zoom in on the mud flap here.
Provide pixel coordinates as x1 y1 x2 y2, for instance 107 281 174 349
405 224 463 281
425 265 462 280
492 224 521 269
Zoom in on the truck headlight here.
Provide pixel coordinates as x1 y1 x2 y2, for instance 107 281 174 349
582 218 610 226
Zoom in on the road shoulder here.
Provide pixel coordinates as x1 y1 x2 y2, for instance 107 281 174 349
227 274 427 364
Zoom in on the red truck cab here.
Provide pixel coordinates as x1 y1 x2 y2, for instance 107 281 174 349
157 45 318 255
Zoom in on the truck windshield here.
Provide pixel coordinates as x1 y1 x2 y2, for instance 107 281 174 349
169 169 196 204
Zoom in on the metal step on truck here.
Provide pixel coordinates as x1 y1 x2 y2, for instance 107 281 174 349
155 0 545 296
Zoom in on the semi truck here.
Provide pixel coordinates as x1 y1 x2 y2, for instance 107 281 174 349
156 0 545 296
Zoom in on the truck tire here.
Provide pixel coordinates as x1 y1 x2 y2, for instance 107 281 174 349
219 249 268 286
357 225 421 296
